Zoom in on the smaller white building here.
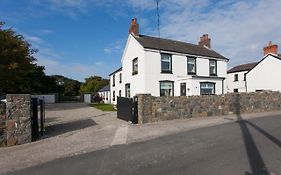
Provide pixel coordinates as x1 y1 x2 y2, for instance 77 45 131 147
97 85 111 104
227 41 281 93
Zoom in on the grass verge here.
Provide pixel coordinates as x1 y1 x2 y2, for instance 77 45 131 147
88 103 116 111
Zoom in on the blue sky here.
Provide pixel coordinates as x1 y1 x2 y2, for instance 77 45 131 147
1 0 281 82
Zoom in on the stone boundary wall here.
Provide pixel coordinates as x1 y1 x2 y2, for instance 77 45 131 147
0 102 6 146
137 91 281 123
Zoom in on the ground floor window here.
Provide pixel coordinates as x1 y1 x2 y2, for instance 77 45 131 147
113 91 115 101
160 81 174 96
119 90 121 97
234 89 238 93
200 82 215 95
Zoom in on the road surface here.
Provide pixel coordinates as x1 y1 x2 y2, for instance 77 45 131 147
6 114 281 175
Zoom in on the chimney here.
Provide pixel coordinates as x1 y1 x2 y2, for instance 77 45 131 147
128 18 139 37
263 41 278 55
198 34 211 48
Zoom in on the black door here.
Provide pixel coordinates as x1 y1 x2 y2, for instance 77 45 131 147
180 83 186 96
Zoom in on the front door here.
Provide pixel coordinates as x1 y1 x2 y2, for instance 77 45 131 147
180 83 186 96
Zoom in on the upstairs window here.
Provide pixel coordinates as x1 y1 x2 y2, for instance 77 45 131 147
187 57 196 74
200 82 215 95
161 54 172 73
112 75 115 87
209 60 217 76
125 84 131 98
132 58 138 75
234 74 238 81
119 73 122 83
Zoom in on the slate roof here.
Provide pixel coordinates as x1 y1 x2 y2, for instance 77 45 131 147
109 67 122 76
98 85 110 92
227 62 258 73
134 35 228 60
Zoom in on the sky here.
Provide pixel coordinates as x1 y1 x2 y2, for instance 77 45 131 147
1 0 281 82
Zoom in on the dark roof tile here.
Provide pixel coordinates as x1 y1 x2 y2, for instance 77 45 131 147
134 35 228 60
227 62 258 73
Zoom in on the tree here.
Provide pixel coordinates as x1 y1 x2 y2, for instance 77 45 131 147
80 76 109 94
0 22 57 94
51 75 81 96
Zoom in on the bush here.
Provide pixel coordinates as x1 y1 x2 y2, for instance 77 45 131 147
92 93 103 103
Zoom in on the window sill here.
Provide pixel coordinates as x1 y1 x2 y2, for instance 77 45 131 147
209 74 217 76
187 72 196 75
161 71 173 74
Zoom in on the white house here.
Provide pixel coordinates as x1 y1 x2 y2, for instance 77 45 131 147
97 85 111 104
109 18 228 104
227 42 281 93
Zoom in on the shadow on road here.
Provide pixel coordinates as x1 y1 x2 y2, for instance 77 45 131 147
233 94 277 175
45 119 97 137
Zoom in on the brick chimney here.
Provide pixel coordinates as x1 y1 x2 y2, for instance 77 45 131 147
263 41 278 55
129 18 139 37
198 34 211 48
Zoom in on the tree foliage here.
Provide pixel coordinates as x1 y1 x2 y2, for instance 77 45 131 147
80 76 109 94
0 22 58 94
51 75 81 96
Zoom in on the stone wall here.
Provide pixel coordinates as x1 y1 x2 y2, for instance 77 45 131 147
0 102 6 147
137 91 281 123
6 94 31 146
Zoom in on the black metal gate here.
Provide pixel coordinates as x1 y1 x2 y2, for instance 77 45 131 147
31 98 45 141
117 97 138 124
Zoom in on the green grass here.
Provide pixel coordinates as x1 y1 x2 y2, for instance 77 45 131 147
89 103 116 111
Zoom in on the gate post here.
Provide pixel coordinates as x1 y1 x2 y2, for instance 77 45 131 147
132 96 138 124
39 99 45 136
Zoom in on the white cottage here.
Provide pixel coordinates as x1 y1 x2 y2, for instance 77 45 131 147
109 18 228 104
227 42 281 93
97 85 111 104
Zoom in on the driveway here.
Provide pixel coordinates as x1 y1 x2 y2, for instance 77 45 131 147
0 103 127 174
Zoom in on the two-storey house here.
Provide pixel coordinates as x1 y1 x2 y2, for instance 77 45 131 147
109 18 228 104
227 41 281 93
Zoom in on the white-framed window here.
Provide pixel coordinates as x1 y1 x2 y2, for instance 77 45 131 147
200 82 215 95
113 91 115 101
187 57 196 74
160 81 174 96
119 73 122 83
209 60 217 76
112 75 115 87
234 74 238 81
161 54 172 73
132 58 138 75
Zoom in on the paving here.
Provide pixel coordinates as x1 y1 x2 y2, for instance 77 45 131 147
0 103 281 174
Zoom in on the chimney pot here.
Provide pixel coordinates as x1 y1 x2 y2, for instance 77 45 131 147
263 41 278 56
129 18 139 37
198 34 211 48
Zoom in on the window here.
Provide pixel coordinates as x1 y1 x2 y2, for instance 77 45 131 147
209 60 217 76
112 75 115 87
187 57 196 74
113 91 115 101
161 54 172 73
160 81 174 96
234 89 238 93
200 82 215 95
119 73 122 83
244 73 246 81
125 84 131 98
119 90 121 97
180 83 186 96
234 74 238 81
106 92 108 100
132 58 138 75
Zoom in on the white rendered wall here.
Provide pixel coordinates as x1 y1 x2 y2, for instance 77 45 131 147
247 55 281 92
110 70 123 104
227 71 247 93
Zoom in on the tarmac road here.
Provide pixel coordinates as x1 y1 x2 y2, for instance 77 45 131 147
6 114 281 175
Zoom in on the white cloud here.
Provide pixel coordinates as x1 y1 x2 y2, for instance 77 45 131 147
130 0 281 68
